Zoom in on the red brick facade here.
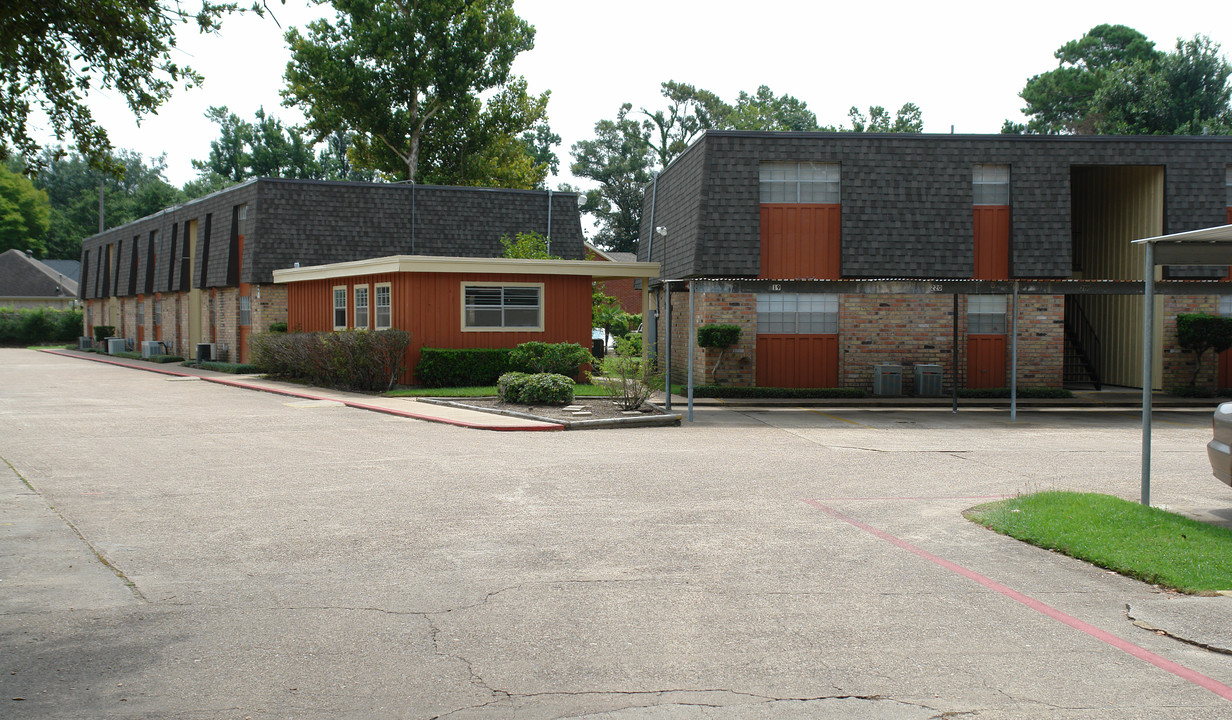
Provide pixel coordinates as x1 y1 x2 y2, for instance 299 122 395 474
1163 295 1219 391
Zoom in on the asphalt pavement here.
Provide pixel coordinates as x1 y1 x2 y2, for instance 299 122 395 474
4 348 1232 719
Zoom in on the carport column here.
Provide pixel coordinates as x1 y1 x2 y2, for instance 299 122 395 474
1011 283 1018 423
1141 243 1154 507
687 281 695 422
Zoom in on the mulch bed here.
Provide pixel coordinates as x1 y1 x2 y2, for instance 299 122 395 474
452 397 664 422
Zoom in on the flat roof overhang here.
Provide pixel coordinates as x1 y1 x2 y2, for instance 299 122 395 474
273 255 661 284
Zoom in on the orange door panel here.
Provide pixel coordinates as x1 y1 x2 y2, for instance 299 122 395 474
967 334 1007 389
973 206 1010 280
759 204 841 279
1219 348 1232 390
756 334 839 388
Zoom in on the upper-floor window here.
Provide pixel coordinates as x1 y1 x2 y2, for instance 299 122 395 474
333 286 347 330
239 295 251 326
973 165 1010 205
760 162 840 204
968 295 1007 333
756 293 839 334
463 283 542 331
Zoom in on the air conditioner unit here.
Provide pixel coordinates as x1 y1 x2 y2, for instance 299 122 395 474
196 343 216 363
914 364 944 397
141 340 165 359
873 363 902 396
78 336 92 350
106 337 126 356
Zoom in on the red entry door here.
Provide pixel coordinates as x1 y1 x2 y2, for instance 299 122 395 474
967 335 1007 389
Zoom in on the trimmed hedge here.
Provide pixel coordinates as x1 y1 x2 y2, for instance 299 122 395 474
0 307 83 346
497 371 575 405
691 385 867 399
697 324 741 349
249 329 411 392
197 361 261 374
416 348 514 387
957 387 1072 398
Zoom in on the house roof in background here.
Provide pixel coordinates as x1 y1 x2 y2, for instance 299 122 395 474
0 249 80 298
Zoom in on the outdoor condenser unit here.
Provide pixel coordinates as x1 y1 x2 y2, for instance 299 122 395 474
196 343 216 363
873 363 902 396
914 364 944 397
78 336 91 350
106 337 126 355
141 340 165 359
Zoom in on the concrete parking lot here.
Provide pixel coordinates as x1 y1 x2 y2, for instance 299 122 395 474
3 348 1232 718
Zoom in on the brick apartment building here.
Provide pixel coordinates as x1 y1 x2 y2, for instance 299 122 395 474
77 179 587 364
639 132 1232 393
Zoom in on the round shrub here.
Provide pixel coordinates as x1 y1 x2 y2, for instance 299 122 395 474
497 372 530 403
521 373 575 405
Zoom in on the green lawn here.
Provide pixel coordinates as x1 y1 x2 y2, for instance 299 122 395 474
966 491 1232 594
386 383 615 398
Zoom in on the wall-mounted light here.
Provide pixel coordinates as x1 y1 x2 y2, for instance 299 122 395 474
655 226 667 237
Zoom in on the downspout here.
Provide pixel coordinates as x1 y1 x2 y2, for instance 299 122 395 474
546 188 552 256
411 182 416 255
952 293 959 413
1010 282 1019 422
646 172 658 262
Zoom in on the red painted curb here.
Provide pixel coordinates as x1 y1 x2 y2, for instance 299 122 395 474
39 349 564 432
803 498 1232 703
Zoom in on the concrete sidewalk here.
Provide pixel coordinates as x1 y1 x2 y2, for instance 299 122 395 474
39 348 565 431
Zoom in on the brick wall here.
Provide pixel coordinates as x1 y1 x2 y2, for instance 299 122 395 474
213 287 239 361
252 283 287 331
1163 295 1219 391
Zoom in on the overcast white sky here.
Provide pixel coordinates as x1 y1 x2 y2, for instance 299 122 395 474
63 0 1232 189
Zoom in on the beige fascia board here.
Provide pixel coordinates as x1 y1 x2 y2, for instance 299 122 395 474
273 255 660 284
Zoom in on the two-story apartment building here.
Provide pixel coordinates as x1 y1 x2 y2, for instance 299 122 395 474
640 132 1232 393
78 179 587 364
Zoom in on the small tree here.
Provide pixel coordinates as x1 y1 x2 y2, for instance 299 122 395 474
1176 313 1232 388
697 324 741 384
500 231 559 259
592 336 653 410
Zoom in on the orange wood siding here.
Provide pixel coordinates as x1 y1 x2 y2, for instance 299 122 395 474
1219 349 1232 390
755 334 839 388
973 206 1010 280
286 272 593 383
759 204 841 279
966 334 1007 388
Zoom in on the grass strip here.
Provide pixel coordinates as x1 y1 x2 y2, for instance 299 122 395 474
387 383 615 398
966 491 1232 594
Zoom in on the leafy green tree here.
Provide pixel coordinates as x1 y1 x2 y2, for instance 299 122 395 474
282 0 543 185
1176 313 1232 388
26 146 182 258
847 103 924 133
723 86 820 132
1007 25 1232 135
192 106 324 183
641 81 730 168
2 0 265 175
519 121 561 188
0 165 50 256
500 231 558 259
570 104 655 253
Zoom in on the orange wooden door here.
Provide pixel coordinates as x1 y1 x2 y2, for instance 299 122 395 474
967 334 1007 388
756 334 839 388
1219 349 1232 390
759 204 841 279
973 206 1010 280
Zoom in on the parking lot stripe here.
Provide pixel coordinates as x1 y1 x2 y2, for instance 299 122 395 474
803 499 1232 703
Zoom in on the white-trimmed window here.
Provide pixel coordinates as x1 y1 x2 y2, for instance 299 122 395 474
968 295 1007 334
374 283 392 330
152 299 160 327
463 283 543 331
760 162 840 204
239 295 251 325
333 286 347 330
1219 296 1232 316
137 300 144 326
756 293 839 334
354 285 369 330
973 165 1010 205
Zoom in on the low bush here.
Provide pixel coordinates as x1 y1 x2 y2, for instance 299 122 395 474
111 350 142 360
509 341 592 378
267 321 288 333
696 324 741 349
92 325 115 342
497 371 530 403
149 355 184 364
416 348 514 387
497 371 574 405
690 385 866 399
0 307 84 346
250 329 411 391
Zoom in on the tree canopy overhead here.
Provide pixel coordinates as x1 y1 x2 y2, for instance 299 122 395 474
2 0 270 176
282 0 550 187
1007 24 1232 135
